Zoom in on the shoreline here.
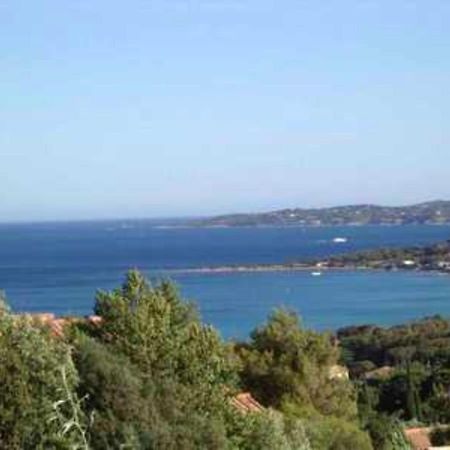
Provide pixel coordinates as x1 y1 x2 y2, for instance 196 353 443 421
169 264 449 275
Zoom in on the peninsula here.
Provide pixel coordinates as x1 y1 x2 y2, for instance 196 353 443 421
182 239 450 274
192 200 450 227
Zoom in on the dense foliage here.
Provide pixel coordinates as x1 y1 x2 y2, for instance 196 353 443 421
0 273 320 449
74 270 314 449
0 297 88 449
5 271 447 449
195 200 450 227
324 240 450 271
339 316 450 447
235 310 371 449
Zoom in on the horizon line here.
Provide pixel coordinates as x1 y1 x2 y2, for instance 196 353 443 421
0 198 448 226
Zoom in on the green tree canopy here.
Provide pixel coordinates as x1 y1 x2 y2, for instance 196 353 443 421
78 270 312 449
0 305 87 449
236 309 357 421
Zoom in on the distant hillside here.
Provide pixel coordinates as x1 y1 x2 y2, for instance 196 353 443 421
193 201 450 227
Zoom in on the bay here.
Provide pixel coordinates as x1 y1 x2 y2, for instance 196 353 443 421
1 221 450 338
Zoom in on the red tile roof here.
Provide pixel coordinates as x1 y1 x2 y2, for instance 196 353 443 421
16 313 102 337
88 315 102 325
404 427 432 450
364 365 395 380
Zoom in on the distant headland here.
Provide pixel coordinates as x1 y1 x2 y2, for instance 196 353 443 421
180 239 450 275
191 200 450 227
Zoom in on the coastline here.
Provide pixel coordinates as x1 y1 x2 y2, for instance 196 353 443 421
171 263 450 275
173 264 321 274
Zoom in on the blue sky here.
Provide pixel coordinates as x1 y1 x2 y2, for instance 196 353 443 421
1 0 449 221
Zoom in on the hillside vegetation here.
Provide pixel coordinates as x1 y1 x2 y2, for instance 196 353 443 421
339 317 450 448
1 271 449 449
0 271 372 450
321 240 450 272
194 201 450 227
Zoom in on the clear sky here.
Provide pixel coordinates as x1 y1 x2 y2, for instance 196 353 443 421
1 0 449 221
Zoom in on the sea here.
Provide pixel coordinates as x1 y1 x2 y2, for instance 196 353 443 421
1 221 450 339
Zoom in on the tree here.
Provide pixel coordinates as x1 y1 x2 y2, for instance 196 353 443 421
227 409 311 450
93 271 236 410
0 305 87 449
366 416 412 450
78 270 313 449
305 416 373 450
237 309 358 421
236 309 372 449
73 336 149 449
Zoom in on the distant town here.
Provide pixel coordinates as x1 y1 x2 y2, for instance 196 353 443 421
193 200 450 227
185 240 450 275
317 239 450 273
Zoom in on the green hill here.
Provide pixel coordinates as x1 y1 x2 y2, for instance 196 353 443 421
193 201 450 227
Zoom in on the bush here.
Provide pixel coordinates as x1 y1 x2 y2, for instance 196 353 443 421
78 271 313 449
237 309 357 421
0 306 87 449
227 409 311 450
305 416 373 450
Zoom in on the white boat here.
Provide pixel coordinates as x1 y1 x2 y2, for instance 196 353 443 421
311 271 322 276
333 237 348 243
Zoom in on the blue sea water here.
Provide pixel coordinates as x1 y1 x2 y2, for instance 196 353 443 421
1 221 450 338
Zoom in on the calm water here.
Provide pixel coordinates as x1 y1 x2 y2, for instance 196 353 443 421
1 221 450 338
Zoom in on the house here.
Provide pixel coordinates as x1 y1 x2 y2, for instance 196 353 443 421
231 392 264 414
15 313 102 337
364 365 394 381
404 428 433 450
404 427 450 450
328 364 349 380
